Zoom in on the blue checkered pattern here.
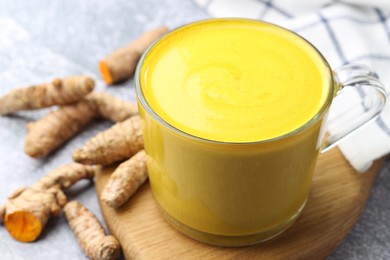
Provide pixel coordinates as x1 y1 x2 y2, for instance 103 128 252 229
194 0 390 171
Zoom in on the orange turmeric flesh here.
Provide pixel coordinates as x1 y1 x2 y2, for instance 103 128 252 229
5 211 43 242
99 61 114 85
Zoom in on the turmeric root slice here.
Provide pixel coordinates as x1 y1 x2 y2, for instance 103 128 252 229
73 115 143 165
88 92 138 122
99 26 168 85
24 99 99 158
64 201 120 260
101 150 148 208
3 187 67 242
0 76 95 115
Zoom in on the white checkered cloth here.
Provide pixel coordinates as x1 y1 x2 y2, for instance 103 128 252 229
194 0 390 172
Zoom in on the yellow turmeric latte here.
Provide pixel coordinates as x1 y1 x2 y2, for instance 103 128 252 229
138 19 331 245
140 20 329 142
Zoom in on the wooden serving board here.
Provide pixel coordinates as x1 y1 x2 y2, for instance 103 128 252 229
95 148 385 260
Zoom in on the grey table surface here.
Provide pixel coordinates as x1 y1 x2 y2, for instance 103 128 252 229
0 0 389 259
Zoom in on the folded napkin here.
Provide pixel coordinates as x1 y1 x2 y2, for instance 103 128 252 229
194 0 390 172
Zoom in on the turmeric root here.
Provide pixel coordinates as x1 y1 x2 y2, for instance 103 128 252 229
73 115 143 165
24 92 138 158
89 92 138 122
0 76 95 115
99 26 168 85
3 186 67 242
101 150 148 208
0 163 97 242
24 99 99 158
34 163 97 190
64 201 120 260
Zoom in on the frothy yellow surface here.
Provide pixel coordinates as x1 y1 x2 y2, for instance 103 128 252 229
140 19 329 142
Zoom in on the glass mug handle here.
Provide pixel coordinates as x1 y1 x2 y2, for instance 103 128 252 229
321 64 387 152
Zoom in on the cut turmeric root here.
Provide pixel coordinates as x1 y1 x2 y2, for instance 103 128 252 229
73 115 143 165
3 187 67 242
0 163 97 242
99 26 168 85
101 150 148 208
24 99 99 158
0 76 95 115
64 201 120 260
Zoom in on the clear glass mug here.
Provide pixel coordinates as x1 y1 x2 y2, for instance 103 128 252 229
135 19 387 246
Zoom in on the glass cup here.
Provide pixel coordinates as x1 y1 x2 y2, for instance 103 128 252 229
135 19 386 246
